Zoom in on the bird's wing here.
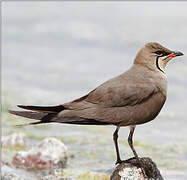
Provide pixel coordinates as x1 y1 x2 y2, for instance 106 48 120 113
86 78 157 107
64 72 159 109
59 71 167 125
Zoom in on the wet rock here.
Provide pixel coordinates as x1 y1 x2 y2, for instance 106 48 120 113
1 133 26 147
12 137 68 170
110 157 164 180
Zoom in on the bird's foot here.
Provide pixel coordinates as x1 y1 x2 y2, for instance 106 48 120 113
115 159 122 165
115 157 136 165
115 157 133 165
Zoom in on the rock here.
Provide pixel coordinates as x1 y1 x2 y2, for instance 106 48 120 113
110 157 164 180
12 137 68 170
1 133 26 147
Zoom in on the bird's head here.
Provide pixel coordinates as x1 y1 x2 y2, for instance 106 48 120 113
134 42 184 73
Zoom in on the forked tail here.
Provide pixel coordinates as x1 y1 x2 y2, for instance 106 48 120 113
9 105 109 126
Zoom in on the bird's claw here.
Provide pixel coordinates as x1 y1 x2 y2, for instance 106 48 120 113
115 159 122 165
115 157 136 165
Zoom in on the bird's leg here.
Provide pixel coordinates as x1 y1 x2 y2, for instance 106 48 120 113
128 126 139 162
128 126 146 177
113 126 121 164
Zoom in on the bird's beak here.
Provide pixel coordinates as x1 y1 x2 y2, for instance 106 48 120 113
166 51 184 58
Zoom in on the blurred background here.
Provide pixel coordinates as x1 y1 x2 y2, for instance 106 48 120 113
2 2 187 179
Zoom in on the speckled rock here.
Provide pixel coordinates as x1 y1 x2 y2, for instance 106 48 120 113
110 157 164 180
12 137 68 170
1 133 26 147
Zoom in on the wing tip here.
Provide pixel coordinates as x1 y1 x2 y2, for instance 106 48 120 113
16 104 64 112
17 105 32 110
17 105 25 108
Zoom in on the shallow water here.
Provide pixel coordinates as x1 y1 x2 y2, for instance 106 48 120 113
2 2 187 179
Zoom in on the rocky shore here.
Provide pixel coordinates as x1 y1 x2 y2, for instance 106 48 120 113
2 133 165 180
1 133 111 180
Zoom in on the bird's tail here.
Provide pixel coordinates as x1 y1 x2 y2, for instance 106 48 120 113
9 110 59 126
9 104 64 126
9 105 109 126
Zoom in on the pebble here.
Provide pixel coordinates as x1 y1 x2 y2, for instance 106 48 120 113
12 137 68 169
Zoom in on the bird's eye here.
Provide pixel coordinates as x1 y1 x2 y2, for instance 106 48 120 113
155 51 164 56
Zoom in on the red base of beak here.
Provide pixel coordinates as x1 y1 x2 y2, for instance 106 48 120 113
166 53 176 58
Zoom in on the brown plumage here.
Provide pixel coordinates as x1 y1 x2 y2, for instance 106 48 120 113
9 42 183 177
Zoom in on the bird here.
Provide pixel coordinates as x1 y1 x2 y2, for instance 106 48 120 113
9 42 183 173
